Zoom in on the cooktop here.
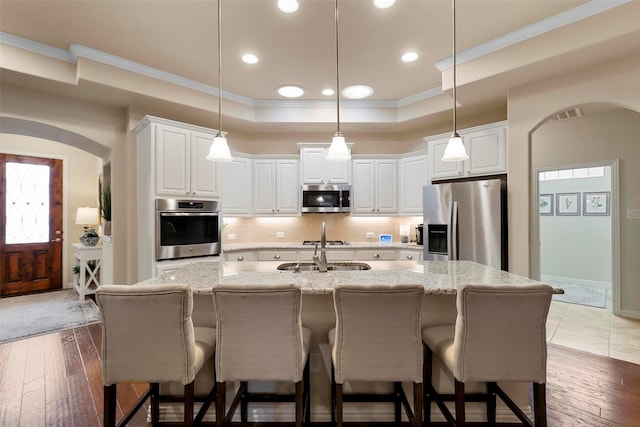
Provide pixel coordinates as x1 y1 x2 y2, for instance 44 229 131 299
302 240 349 246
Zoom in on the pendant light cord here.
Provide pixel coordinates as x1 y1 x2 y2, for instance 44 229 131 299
452 0 457 135
217 0 223 137
335 0 341 135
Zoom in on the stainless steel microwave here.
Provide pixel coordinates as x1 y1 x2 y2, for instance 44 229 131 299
301 184 351 213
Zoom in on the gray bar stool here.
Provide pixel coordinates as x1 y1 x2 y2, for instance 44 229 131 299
329 283 424 427
96 283 217 427
212 283 311 427
422 284 553 426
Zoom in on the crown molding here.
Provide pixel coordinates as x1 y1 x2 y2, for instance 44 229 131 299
436 0 631 71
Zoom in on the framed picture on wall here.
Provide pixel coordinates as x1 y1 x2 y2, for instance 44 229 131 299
556 192 581 216
539 194 553 216
583 191 610 216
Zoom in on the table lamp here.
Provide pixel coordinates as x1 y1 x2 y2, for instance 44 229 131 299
76 207 100 246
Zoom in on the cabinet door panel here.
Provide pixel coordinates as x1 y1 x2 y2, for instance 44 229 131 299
325 156 350 183
253 160 276 214
466 128 506 175
219 156 252 215
400 155 428 214
276 160 299 213
352 160 375 213
301 148 326 184
428 138 464 180
155 125 190 196
375 160 397 213
191 132 217 197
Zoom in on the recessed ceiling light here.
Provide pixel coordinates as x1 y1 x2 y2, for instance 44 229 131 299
278 0 299 13
401 51 419 63
341 85 374 99
374 0 396 9
322 88 335 96
242 54 259 64
277 85 305 98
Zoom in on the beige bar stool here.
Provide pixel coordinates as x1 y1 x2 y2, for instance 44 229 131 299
96 283 217 427
422 284 553 426
329 284 424 427
212 283 311 427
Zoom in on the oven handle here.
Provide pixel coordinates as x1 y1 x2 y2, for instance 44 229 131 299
159 212 219 217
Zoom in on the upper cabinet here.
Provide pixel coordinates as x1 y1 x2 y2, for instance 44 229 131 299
138 117 218 199
300 146 350 184
352 159 398 215
399 152 428 214
218 154 252 216
253 159 299 215
426 121 507 181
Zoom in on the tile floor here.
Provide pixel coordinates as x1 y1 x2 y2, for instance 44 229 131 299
547 301 640 364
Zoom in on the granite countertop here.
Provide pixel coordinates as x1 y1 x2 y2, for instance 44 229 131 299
139 259 561 296
222 242 424 251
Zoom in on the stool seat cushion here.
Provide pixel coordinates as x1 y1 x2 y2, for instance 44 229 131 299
193 326 217 374
422 325 455 374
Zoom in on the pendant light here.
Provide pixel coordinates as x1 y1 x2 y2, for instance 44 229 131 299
441 0 469 162
207 0 233 163
326 0 351 161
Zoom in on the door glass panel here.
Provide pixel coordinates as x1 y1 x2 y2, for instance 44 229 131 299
5 162 50 244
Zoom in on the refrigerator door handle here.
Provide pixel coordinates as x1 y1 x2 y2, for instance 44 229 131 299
451 201 458 260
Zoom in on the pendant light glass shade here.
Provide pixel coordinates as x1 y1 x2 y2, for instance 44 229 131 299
326 132 350 160
441 0 469 162
207 0 233 163
206 134 232 162
441 132 468 162
327 0 351 161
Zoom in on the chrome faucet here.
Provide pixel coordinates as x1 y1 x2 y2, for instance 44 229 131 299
313 221 328 272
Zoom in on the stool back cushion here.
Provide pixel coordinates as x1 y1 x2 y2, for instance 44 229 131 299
96 284 198 386
332 284 424 383
454 284 553 383
213 283 306 382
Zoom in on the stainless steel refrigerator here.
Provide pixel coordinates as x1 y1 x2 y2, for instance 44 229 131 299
422 178 507 270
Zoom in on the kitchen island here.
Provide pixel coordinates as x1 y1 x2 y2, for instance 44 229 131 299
141 259 559 423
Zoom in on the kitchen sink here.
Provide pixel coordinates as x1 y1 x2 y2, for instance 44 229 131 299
277 262 371 272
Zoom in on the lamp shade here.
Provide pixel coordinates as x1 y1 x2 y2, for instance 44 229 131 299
206 135 233 162
441 133 469 162
326 133 351 161
76 207 99 225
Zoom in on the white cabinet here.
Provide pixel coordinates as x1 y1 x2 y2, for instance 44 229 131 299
300 146 350 184
257 250 298 261
399 153 428 214
426 121 507 181
225 251 256 262
352 159 398 214
154 124 218 198
218 155 252 215
253 159 299 215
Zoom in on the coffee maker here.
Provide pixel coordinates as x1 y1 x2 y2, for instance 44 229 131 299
416 224 424 245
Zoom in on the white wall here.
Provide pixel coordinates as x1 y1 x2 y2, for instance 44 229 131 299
539 168 611 283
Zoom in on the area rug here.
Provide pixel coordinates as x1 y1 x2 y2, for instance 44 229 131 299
0 289 101 344
551 283 607 309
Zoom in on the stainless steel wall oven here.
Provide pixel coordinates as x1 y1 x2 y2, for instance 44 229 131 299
155 199 221 261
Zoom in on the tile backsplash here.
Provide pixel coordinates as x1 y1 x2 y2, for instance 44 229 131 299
222 215 423 244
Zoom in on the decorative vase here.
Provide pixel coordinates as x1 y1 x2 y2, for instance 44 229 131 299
103 220 111 237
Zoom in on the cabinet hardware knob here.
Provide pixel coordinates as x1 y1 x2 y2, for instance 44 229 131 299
373 253 380 259
274 254 281 259
406 255 413 260
237 256 244 261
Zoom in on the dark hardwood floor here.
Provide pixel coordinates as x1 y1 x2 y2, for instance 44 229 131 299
1 323 639 426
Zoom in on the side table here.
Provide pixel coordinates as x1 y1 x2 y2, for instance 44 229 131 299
73 243 103 301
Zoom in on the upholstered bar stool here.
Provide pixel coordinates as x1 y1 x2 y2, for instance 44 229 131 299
212 283 311 427
329 284 424 427
96 284 217 427
422 284 553 427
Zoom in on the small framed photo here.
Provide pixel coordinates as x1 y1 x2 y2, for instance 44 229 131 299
583 191 610 216
539 194 553 216
556 192 581 216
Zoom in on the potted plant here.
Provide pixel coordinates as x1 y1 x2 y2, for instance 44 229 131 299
101 181 112 236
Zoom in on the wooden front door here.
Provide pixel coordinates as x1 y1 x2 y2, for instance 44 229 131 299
0 154 63 296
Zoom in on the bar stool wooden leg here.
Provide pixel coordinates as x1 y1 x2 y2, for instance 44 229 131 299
414 382 423 427
216 382 226 427
423 344 433 425
336 383 344 427
455 379 466 426
394 382 402 423
487 382 497 426
533 383 547 427
104 384 117 427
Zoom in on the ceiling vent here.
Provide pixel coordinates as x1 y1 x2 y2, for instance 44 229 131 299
544 107 583 125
